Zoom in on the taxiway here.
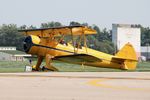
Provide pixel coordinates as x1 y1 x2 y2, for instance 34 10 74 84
0 72 150 100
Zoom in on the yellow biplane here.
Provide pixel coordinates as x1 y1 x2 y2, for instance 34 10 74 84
19 25 138 71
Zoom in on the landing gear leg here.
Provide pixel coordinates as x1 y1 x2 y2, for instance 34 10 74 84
45 54 58 71
34 56 43 71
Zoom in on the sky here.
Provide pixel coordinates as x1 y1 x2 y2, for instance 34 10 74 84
0 0 149 29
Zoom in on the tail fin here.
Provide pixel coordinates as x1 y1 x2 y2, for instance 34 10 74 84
115 43 138 70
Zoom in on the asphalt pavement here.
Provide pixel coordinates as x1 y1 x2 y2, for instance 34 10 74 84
0 72 150 100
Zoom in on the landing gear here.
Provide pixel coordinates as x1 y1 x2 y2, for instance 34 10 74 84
45 54 58 71
33 54 58 72
35 56 43 71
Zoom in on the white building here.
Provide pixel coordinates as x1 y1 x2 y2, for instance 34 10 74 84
141 46 150 60
112 24 141 58
0 47 16 50
0 47 31 61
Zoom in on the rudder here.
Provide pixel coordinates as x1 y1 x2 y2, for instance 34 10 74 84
115 43 138 70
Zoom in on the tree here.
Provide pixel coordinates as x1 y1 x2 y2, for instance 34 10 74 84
140 25 150 46
28 25 37 29
91 25 115 54
69 21 81 26
0 24 24 50
40 21 62 28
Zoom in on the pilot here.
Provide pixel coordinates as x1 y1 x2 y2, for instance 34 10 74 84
60 39 68 46
60 39 65 44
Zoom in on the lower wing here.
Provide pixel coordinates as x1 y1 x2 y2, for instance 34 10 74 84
53 54 102 64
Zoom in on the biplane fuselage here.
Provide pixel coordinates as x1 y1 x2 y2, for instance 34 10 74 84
20 26 138 71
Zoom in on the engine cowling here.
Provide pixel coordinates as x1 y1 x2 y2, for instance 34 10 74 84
23 35 41 55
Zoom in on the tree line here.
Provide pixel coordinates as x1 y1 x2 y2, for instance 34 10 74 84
0 21 150 54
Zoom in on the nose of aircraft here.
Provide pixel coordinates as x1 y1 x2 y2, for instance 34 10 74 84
23 35 41 53
23 36 33 53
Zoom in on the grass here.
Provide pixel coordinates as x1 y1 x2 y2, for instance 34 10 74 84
0 61 28 72
0 61 149 72
137 62 150 72
53 61 123 72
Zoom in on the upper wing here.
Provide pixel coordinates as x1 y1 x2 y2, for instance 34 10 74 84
18 26 96 37
53 54 102 63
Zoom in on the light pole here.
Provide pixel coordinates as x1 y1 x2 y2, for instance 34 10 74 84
146 43 149 61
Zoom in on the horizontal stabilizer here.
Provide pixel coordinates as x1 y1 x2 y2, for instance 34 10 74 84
112 56 138 62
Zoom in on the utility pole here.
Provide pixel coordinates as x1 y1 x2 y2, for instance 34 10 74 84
146 43 149 61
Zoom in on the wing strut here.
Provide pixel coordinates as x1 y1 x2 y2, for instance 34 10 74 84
70 28 76 54
83 30 88 53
